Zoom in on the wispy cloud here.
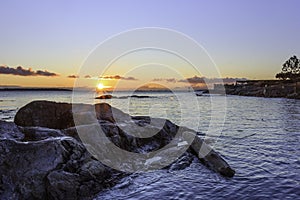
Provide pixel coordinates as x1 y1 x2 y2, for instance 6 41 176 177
67 75 79 78
152 78 176 83
178 76 205 84
84 75 91 78
99 75 138 81
153 75 247 85
0 65 59 77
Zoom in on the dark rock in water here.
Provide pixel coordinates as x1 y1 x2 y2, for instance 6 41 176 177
110 95 155 99
130 95 152 98
14 101 75 129
14 101 119 128
95 94 113 99
191 136 235 177
168 151 195 171
15 101 234 174
0 137 122 199
1 101 235 199
95 94 155 100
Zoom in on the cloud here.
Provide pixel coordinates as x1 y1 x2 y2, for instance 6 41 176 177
84 75 91 78
179 76 248 85
152 78 177 83
165 78 177 83
122 76 138 81
153 76 205 84
99 75 138 81
67 75 79 78
35 70 58 76
154 75 247 85
152 78 164 82
0 65 59 77
221 77 247 84
178 76 205 84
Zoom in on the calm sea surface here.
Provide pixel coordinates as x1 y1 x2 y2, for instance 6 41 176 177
0 91 299 199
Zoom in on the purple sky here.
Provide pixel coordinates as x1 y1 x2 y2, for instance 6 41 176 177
0 0 299 87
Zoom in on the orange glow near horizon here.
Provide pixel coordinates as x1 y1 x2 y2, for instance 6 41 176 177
96 82 112 91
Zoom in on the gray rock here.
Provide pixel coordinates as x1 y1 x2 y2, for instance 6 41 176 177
0 137 119 200
14 101 235 176
14 101 124 128
18 126 64 141
0 100 235 199
0 120 24 140
191 135 235 177
14 101 74 129
95 94 113 99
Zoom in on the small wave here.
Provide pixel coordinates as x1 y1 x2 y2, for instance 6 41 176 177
0 109 17 114
234 133 257 140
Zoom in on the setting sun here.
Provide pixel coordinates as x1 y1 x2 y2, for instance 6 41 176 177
97 83 105 90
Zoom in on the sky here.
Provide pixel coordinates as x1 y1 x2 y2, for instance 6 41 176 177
0 0 299 88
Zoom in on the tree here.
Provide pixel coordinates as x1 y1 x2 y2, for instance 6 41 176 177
276 55 300 81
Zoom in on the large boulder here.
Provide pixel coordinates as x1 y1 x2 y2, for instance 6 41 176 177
14 101 74 129
14 101 235 176
14 101 121 129
1 101 235 199
0 137 120 199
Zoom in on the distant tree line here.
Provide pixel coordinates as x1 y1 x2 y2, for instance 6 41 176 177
276 55 300 81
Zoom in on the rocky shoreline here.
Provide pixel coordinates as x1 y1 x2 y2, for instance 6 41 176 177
0 101 235 199
223 80 300 99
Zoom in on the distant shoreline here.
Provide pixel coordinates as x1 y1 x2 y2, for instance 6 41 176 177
0 88 206 93
220 80 300 99
0 88 72 91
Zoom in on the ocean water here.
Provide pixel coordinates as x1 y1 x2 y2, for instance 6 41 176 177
0 90 299 199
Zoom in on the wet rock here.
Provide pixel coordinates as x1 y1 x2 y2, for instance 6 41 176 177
14 101 123 128
130 95 152 98
0 120 24 140
95 94 113 99
114 95 154 99
191 136 235 177
14 101 74 129
0 137 120 200
1 100 236 199
168 151 195 171
19 126 64 141
14 101 235 176
224 81 299 99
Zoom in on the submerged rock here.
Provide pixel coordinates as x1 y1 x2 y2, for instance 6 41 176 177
95 94 113 99
0 100 235 199
130 95 152 98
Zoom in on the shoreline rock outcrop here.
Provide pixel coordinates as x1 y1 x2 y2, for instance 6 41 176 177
223 80 300 99
1 101 235 199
